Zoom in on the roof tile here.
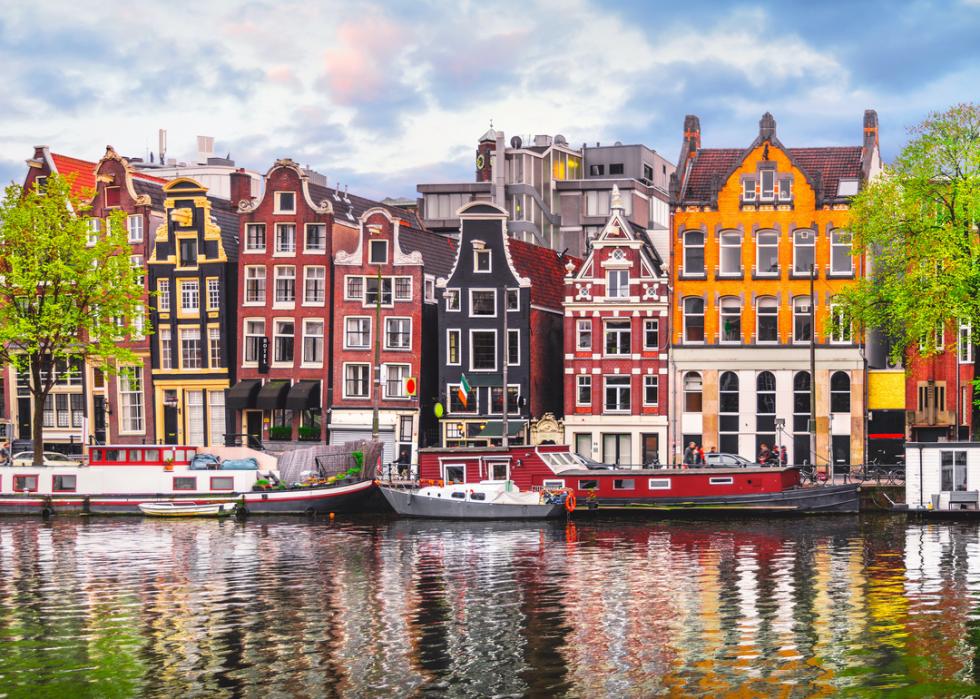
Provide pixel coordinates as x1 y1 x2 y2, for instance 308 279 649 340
508 238 580 310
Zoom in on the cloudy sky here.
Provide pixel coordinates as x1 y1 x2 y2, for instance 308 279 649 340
1 0 978 199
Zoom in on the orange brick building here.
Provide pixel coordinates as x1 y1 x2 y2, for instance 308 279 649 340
669 111 881 467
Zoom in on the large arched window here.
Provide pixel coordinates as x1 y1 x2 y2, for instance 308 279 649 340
719 371 739 454
683 297 705 343
719 231 742 276
720 297 742 343
683 231 705 275
756 371 776 457
793 371 811 463
793 229 815 274
756 297 778 343
684 371 702 412
831 371 850 413
756 230 779 276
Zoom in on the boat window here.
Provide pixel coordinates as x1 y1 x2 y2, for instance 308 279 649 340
543 479 565 489
578 479 599 490
173 477 196 491
445 465 465 483
170 449 187 462
144 449 160 462
211 476 234 490
53 474 77 492
91 449 103 462
471 492 486 501
614 479 635 490
709 476 734 485
451 492 466 499
13 475 38 492
649 478 671 490
128 449 142 462
104 449 122 462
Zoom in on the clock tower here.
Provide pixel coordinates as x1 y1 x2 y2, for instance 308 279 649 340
475 127 497 182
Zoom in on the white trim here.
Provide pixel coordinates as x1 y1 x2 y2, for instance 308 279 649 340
302 265 327 306
469 288 498 318
273 190 297 214
300 318 325 367
303 222 328 253
575 375 592 407
343 315 372 351
709 476 734 485
368 238 389 265
446 328 461 366
383 316 413 351
469 328 498 372
244 222 267 253
242 317 265 367
649 478 671 490
507 328 520 366
342 362 371 400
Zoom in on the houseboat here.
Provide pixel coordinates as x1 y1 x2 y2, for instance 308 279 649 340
0 444 376 516
905 441 980 516
417 445 860 513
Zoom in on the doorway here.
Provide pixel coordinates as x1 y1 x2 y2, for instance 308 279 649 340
93 396 107 444
246 411 263 449
602 433 631 467
17 398 31 440
163 390 179 445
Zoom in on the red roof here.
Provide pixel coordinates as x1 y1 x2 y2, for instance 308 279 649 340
508 238 580 311
50 153 97 199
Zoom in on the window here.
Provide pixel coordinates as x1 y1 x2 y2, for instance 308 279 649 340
179 238 198 266
53 474 77 492
742 178 757 201
585 190 611 216
445 288 460 311
305 223 326 252
720 297 742 343
447 329 461 365
119 367 144 432
160 327 173 369
577 319 592 351
346 276 363 301
244 320 265 363
684 372 702 412
607 270 629 298
345 317 370 349
384 364 410 398
180 280 200 313
274 266 296 304
425 278 435 301
710 477 734 486
209 327 223 368
643 164 654 181
778 176 793 201
759 170 776 201
470 290 496 316
589 164 604 176
643 375 658 406
508 329 519 365
13 475 38 492
275 223 296 253
831 305 852 344
793 372 812 454
173 477 196 491
576 375 592 406
941 451 968 492
757 297 778 343
649 478 671 490
831 371 850 413
275 191 295 213
157 279 171 312
830 230 853 274
604 319 631 356
394 277 412 301
207 278 220 310
181 328 202 368
474 248 491 272
245 223 266 252
719 231 742 275
609 163 624 175
369 239 388 264
304 266 326 304
719 371 739 454
345 364 370 398
127 214 143 242
365 277 392 306
793 230 815 274
448 383 475 413
756 231 779 275
683 297 705 342
471 330 496 370
245 266 266 304
87 218 100 246
211 476 235 491
604 376 630 412
614 479 634 490
683 231 705 275
793 297 812 343
385 318 411 350
303 320 324 364
960 320 973 363
756 371 776 448
506 288 519 311
643 318 659 350
104 185 121 208
578 479 599 490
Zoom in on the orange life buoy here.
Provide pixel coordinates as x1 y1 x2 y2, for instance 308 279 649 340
565 492 576 513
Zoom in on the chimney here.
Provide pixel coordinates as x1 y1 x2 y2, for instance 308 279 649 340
196 135 215 163
230 168 252 207
493 130 506 206
683 115 701 153
759 112 776 141
158 129 167 165
863 109 879 154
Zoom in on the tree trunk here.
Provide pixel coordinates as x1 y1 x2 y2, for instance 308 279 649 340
30 354 46 466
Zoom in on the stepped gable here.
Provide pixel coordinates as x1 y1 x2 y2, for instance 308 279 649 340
508 238 581 311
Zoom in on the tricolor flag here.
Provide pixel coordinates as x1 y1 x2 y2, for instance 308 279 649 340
457 374 471 408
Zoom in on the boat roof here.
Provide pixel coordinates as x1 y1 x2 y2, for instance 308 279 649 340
560 467 796 477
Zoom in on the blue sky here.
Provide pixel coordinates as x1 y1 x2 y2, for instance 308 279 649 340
1 0 978 199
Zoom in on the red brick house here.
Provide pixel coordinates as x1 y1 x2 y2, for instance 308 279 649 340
563 187 670 467
905 323 974 443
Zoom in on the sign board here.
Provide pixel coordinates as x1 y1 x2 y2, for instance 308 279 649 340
258 337 269 374
404 376 417 397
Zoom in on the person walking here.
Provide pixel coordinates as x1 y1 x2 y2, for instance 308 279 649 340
683 442 697 468
696 445 706 465
0 441 8 466
758 443 771 466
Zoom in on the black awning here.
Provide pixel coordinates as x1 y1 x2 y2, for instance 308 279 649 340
286 380 321 411
227 380 261 410
256 380 289 411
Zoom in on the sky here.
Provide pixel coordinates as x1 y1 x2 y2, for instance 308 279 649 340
1 0 978 200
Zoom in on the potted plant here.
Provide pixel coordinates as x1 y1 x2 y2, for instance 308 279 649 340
268 425 292 441
298 425 320 441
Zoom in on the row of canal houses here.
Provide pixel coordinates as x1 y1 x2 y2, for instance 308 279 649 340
9 109 966 468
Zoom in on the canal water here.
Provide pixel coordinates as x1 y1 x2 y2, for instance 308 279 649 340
1 515 980 698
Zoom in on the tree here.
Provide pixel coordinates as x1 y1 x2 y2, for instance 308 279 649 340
835 103 980 430
0 174 146 464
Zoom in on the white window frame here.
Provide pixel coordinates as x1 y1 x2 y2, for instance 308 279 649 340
474 248 491 273
245 223 266 253
756 230 779 277
469 288 497 317
243 318 265 366
345 275 363 301
127 214 143 243
505 288 519 311
793 297 812 344
719 297 742 344
604 318 631 357
369 239 388 265
741 178 756 202
507 328 520 366
384 317 412 351
272 319 295 365
87 218 100 246
756 297 778 344
343 362 371 399
274 223 296 254
649 478 671 490
709 476 734 485
830 229 853 275
157 279 171 312
683 297 705 344
117 366 145 434
793 229 816 275
683 231 705 275
603 375 631 413
425 278 435 302
576 319 592 351
760 169 775 201
642 318 659 351
778 175 793 201
344 316 371 350
606 270 629 299
469 328 498 372
244 265 266 305
304 223 326 253
445 288 460 312
393 276 413 302
274 191 296 214
576 375 592 407
383 363 411 400
273 265 296 306
830 304 852 344
960 319 973 364
718 231 742 276
302 319 324 366
303 265 326 305
643 375 659 406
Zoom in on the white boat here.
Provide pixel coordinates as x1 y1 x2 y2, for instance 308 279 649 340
379 480 571 520
138 501 237 517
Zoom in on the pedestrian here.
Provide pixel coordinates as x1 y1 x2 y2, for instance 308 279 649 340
696 445 705 465
708 446 718 454
0 441 8 466
683 441 697 467
758 443 771 466
780 445 788 466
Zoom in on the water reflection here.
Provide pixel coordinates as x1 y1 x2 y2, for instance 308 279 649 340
3 516 980 696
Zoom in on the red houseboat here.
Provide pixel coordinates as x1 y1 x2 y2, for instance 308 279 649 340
417 445 859 513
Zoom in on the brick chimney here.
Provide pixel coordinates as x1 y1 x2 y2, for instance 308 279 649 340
230 168 252 207
861 109 880 179
759 112 777 141
683 115 701 153
676 115 702 200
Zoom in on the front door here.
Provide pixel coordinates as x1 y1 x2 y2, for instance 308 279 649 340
163 404 179 445
246 411 262 449
17 398 31 440
93 396 107 444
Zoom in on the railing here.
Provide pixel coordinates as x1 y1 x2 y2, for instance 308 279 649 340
224 433 263 450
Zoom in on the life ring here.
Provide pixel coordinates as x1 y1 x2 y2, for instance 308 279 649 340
564 492 576 513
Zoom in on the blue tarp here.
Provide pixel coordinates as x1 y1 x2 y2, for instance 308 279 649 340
220 458 259 471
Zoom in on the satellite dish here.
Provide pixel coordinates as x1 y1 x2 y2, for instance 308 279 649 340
614 141 623 146
555 134 568 146
510 136 523 149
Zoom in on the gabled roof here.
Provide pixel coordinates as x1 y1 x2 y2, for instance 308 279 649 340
508 238 580 311
49 153 97 198
399 226 457 278
308 182 423 230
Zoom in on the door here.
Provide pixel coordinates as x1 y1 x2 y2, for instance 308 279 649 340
246 411 263 449
93 396 107 444
163 404 179 445
17 398 31 440
641 433 659 466
602 433 631 467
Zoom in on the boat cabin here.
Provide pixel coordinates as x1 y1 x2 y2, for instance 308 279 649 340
89 445 198 466
906 442 980 511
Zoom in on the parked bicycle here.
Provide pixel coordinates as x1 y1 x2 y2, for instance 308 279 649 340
848 459 904 485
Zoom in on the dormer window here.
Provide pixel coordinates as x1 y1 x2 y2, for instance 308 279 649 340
778 176 793 201
760 170 775 201
369 239 388 265
275 191 296 213
474 248 491 272
837 178 859 197
104 186 121 208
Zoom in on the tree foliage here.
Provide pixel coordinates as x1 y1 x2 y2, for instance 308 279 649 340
835 103 980 360
0 174 146 463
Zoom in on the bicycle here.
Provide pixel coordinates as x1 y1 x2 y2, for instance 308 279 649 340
849 459 903 485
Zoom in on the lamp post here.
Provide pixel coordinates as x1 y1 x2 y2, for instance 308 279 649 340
372 263 382 441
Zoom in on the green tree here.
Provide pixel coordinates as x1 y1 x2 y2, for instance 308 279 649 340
0 174 146 464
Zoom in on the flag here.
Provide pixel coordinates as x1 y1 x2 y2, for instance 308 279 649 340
457 374 471 408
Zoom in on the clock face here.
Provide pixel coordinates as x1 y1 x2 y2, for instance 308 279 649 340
476 154 485 169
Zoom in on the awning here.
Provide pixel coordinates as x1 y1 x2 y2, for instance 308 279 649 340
227 380 261 410
466 373 502 387
286 380 321 410
256 380 289 411
477 421 526 438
